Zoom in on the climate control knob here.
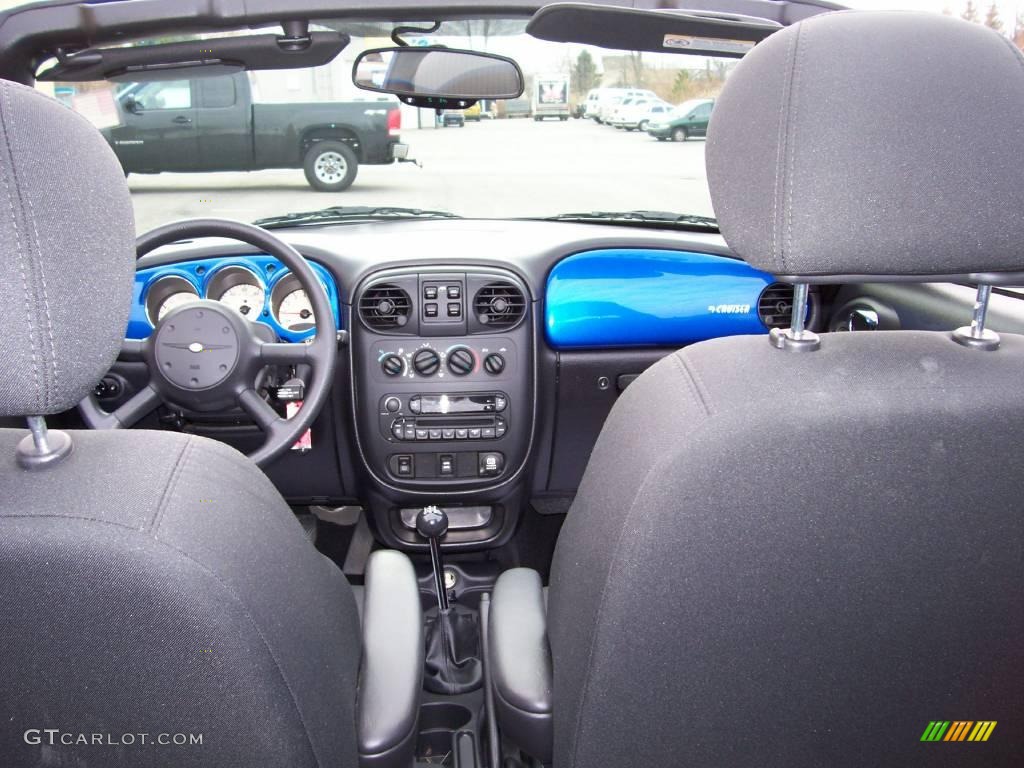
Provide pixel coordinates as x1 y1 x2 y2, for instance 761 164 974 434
483 353 506 375
413 348 441 377
447 346 475 376
381 354 404 377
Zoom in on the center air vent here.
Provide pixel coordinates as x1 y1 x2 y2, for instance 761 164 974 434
757 283 816 330
473 282 526 330
359 284 411 331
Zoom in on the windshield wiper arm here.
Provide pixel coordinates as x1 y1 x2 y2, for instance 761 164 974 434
255 206 460 229
540 210 719 230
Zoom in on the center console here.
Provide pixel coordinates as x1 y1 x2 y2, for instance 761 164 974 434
351 267 534 520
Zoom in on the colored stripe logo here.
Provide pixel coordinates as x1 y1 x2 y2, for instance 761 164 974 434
921 721 996 742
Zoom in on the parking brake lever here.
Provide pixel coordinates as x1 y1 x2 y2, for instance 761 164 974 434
416 505 449 612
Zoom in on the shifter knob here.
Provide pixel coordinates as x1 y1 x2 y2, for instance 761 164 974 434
416 505 449 539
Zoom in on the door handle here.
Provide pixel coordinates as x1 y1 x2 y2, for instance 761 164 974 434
172 115 192 124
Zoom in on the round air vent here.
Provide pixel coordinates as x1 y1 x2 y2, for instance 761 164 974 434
359 284 411 331
473 282 526 330
757 283 818 330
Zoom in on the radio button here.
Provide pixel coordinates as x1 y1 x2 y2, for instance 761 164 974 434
494 394 507 411
456 428 469 439
482 427 495 439
416 429 429 440
384 397 401 413
429 429 442 440
391 420 404 439
469 428 482 439
409 396 421 414
404 426 416 440
443 429 455 440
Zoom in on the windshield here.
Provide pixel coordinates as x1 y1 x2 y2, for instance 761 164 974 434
36 3 989 232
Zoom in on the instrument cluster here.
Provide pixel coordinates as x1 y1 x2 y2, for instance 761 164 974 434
128 254 341 342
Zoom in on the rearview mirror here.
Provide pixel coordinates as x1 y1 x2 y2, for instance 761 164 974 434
353 47 524 105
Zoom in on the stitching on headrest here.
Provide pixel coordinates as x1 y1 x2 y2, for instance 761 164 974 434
0 80 42 411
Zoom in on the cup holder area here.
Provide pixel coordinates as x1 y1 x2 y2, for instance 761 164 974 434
416 703 472 765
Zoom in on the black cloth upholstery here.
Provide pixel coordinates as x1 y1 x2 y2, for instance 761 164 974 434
0 79 134 416
549 331 1024 767
0 428 363 768
706 11 1024 277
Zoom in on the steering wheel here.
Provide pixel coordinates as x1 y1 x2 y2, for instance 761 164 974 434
80 219 338 468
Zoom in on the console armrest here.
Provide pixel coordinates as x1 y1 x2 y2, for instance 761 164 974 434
357 550 423 768
489 568 553 763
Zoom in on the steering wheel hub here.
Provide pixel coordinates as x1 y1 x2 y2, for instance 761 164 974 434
153 303 241 391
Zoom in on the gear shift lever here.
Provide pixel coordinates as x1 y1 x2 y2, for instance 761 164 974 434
416 504 483 694
416 505 449 612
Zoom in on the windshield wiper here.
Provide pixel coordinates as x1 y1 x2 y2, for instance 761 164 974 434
255 206 461 229
540 210 719 230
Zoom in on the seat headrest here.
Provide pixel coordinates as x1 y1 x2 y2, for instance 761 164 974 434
706 11 1024 280
0 80 134 417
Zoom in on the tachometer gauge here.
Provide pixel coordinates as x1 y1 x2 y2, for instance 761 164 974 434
145 275 200 325
157 292 199 321
277 289 316 331
218 283 265 318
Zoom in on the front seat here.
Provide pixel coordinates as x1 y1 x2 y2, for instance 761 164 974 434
0 81 421 767
490 11 1024 766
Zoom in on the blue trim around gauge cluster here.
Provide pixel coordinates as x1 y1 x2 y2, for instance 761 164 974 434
127 254 341 342
545 249 774 348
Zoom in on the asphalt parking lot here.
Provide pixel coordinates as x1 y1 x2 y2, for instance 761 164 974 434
127 117 714 233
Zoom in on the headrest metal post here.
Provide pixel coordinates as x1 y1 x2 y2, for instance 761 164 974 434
952 283 1000 351
769 282 820 352
16 415 73 470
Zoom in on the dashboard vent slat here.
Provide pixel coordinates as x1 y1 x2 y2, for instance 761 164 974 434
757 283 816 330
473 282 526 330
359 284 411 331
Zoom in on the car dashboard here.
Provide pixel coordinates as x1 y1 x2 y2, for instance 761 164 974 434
111 218 818 551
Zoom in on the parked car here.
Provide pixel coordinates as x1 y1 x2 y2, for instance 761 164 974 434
646 98 715 141
609 98 671 130
532 75 570 121
103 72 404 192
503 97 532 118
592 87 658 124
441 109 465 127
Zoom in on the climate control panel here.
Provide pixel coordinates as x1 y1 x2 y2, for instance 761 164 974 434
373 338 518 383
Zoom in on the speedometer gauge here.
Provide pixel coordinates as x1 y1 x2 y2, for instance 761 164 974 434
218 283 265 318
276 289 316 331
206 266 265 319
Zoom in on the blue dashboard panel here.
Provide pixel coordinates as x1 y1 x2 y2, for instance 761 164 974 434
127 254 341 342
545 249 773 348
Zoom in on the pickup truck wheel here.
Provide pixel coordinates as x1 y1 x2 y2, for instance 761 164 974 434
304 141 358 192
672 127 689 142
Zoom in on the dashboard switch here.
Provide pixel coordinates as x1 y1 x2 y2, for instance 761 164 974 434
478 452 504 477
439 455 455 476
384 397 401 413
483 353 506 375
396 455 413 477
381 354 404 377
447 302 462 318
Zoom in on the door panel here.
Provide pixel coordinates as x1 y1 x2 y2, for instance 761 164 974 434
109 80 197 171
195 76 250 171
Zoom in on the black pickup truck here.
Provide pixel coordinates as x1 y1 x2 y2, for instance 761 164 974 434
103 73 405 191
